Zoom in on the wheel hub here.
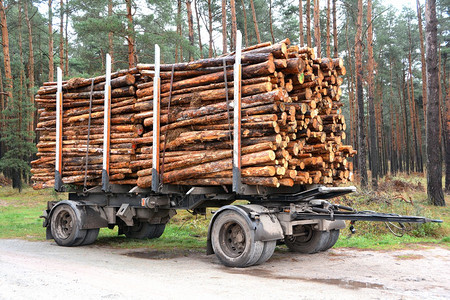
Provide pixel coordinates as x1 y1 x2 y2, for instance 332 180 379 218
222 222 246 257
56 211 73 240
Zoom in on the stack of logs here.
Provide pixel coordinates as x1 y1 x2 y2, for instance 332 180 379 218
31 38 356 190
31 69 141 188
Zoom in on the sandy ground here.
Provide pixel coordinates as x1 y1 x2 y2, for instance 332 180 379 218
0 239 448 300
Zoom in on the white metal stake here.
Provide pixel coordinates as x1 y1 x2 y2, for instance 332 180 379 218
152 45 161 192
55 67 63 191
102 54 111 191
233 30 242 193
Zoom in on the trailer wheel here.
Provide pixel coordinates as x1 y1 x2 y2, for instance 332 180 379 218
321 229 340 251
211 210 264 268
81 228 100 245
254 241 276 265
284 225 330 254
123 222 165 239
50 204 87 247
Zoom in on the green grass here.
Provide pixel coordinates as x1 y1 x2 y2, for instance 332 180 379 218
0 172 449 251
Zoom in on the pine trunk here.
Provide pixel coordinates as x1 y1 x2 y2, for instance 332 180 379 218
299 0 303 46
186 0 195 61
0 0 12 99
126 0 135 68
230 0 237 50
208 0 213 57
194 0 203 59
313 0 320 57
221 0 227 53
416 0 427 128
250 0 261 44
326 0 331 58
332 0 337 57
355 0 367 187
59 0 64 73
24 1 35 133
367 0 378 187
48 0 54 81
306 0 311 48
241 0 249 47
425 0 445 206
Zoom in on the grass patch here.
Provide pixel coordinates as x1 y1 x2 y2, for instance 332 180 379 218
0 173 448 251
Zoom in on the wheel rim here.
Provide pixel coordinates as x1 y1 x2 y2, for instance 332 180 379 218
219 221 246 258
288 225 313 244
54 209 74 240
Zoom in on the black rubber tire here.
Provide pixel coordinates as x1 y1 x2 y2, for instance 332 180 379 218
50 204 87 247
321 229 340 251
123 222 165 239
284 225 330 254
254 241 276 266
151 224 166 239
211 210 264 268
81 228 100 245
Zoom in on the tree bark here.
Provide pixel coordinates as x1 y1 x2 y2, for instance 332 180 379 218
241 0 249 47
416 0 427 128
108 0 114 66
425 0 445 206
64 0 68 75
249 0 261 44
48 0 54 81
299 0 303 46
230 0 237 50
445 77 450 193
221 0 227 54
367 0 378 187
186 0 195 61
306 0 311 48
269 0 275 44
326 0 331 57
125 0 135 68
176 0 182 62
332 0 337 57
24 0 35 132
59 0 64 74
0 0 12 99
313 0 320 57
355 0 367 187
194 0 203 58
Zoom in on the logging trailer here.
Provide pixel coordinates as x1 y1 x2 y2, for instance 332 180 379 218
41 32 442 268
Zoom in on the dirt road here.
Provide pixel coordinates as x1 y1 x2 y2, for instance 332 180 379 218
0 239 448 299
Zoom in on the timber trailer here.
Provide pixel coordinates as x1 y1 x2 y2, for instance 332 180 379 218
42 33 442 268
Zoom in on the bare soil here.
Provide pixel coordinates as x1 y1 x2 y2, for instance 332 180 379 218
0 239 448 299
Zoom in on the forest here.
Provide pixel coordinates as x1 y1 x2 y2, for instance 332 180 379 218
0 0 448 205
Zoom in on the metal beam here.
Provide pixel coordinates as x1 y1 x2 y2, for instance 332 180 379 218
232 30 242 194
54 67 63 191
102 54 112 192
152 45 161 192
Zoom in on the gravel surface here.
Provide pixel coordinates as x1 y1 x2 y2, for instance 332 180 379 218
0 239 448 299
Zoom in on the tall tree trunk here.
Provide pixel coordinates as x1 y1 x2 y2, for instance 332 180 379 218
186 0 194 61
221 0 227 53
445 77 450 193
355 0 367 187
326 0 331 57
299 0 303 46
241 0 249 47
18 0 24 137
367 0 377 187
425 0 445 206
48 0 54 81
176 0 182 62
108 0 114 66
416 0 427 128
269 0 275 44
306 0 311 47
24 0 35 133
125 0 135 68
332 0 337 57
64 0 68 75
250 0 261 44
194 0 203 58
230 0 237 50
208 0 213 57
401 70 411 173
345 17 356 163
313 0 320 56
59 0 64 74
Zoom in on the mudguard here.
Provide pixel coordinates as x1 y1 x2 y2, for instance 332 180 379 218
206 204 284 255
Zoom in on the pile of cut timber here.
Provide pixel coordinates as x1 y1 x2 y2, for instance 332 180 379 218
31 38 356 190
31 69 141 188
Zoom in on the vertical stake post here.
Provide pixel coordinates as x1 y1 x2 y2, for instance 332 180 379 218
152 45 161 192
233 31 242 193
54 67 63 191
102 54 112 192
